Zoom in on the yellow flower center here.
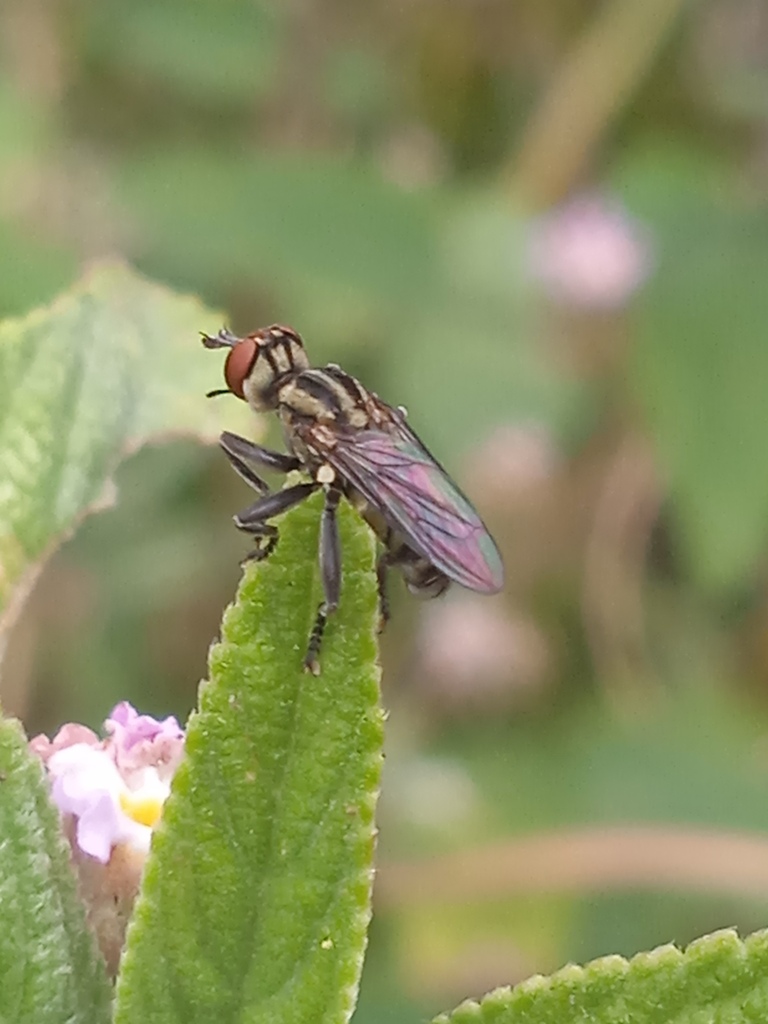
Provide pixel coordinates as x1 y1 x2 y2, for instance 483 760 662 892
119 790 164 828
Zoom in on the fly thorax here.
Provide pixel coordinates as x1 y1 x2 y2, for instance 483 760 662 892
278 369 364 425
278 379 335 421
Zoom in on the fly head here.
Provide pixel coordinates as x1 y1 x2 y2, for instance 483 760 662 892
203 324 309 411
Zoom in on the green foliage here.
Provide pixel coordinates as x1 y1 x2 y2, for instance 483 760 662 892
118 156 578 459
0 261 253 637
4 2 768 1018
434 929 768 1024
0 716 111 1024
0 265 386 1023
117 151 440 305
84 0 282 104
113 487 383 1024
628 155 768 590
0 220 77 321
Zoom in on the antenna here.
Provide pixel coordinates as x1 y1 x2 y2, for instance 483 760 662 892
201 327 239 350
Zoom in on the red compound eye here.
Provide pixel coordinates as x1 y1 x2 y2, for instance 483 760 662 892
224 337 259 399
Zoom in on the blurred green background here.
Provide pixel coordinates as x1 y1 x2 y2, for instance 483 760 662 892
5 0 768 1018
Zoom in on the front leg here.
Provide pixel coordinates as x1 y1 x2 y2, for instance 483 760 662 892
304 487 342 675
220 431 302 494
235 482 317 562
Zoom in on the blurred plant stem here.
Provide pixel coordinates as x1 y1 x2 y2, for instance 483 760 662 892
582 433 663 711
379 826 768 905
1 0 65 105
511 0 688 207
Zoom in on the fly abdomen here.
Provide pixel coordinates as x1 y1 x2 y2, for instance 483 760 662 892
378 528 450 598
390 542 450 599
356 500 450 599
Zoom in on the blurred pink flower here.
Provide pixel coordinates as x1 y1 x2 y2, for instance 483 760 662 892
418 594 550 708
527 194 653 309
466 422 559 501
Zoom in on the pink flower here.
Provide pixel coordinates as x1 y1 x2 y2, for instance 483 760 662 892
527 194 653 309
29 723 100 760
105 701 184 783
31 703 185 973
32 702 184 864
48 744 162 863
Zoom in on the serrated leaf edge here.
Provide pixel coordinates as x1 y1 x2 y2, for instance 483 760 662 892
433 928 768 1023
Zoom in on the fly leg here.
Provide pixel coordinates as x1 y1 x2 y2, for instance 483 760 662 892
375 526 399 632
375 552 391 633
220 431 301 494
304 487 342 675
235 482 317 562
220 431 301 473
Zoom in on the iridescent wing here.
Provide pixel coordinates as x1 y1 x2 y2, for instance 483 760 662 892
300 411 504 593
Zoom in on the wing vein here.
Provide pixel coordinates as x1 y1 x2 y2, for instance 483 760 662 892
295 415 503 593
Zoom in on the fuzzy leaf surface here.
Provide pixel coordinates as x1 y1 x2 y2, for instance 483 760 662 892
0 716 112 1024
0 261 247 641
114 487 383 1024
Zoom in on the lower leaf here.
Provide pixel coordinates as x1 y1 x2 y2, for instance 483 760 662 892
114 488 383 1024
435 928 768 1024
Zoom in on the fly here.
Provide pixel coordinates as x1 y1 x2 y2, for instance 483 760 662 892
203 324 504 673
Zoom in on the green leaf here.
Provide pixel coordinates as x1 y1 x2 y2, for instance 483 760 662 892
0 217 78 321
634 210 768 591
374 196 581 459
117 150 439 305
0 261 250 643
433 928 768 1024
0 716 112 1024
113 487 383 1024
84 0 282 103
619 149 768 590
